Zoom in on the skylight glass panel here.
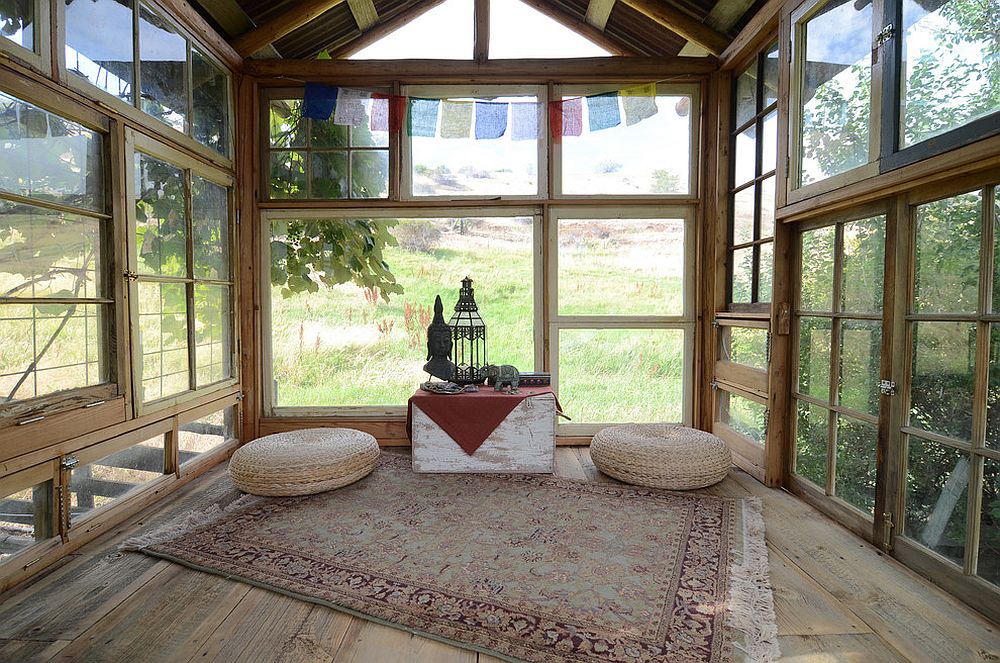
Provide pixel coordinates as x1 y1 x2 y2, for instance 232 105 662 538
349 0 473 59
489 0 611 58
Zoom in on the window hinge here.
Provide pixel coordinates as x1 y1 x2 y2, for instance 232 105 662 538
878 379 897 396
60 456 79 471
123 270 139 282
711 320 720 329
710 380 719 391
874 24 894 49
236 391 245 402
881 512 894 552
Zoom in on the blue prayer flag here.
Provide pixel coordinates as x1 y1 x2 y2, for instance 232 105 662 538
587 92 621 131
510 102 540 141
302 83 338 120
474 101 508 139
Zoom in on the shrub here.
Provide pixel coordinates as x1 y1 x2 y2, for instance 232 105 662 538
394 219 442 253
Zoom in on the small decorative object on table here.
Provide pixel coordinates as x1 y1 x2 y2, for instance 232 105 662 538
482 364 520 393
423 295 457 382
449 277 488 385
420 381 464 394
518 371 550 387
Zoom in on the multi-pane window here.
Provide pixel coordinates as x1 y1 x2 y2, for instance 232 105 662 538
267 98 389 200
0 464 55 563
64 0 231 157
794 215 885 516
714 322 770 449
131 143 234 405
0 0 35 52
178 404 237 466
69 431 166 522
902 186 999 587
729 43 778 308
0 90 110 403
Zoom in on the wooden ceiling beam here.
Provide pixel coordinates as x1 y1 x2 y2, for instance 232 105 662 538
244 55 717 84
189 0 279 58
474 0 490 63
232 0 349 57
347 0 380 31
619 0 729 55
157 0 242 67
584 0 616 31
515 0 639 56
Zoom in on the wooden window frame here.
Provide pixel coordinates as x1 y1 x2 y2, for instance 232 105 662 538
259 206 545 418
727 43 778 312
547 205 697 436
552 83 701 200
124 129 238 417
0 0 51 76
57 0 234 169
0 459 59 568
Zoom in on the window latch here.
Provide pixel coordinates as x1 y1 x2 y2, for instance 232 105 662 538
874 24 894 48
123 270 139 282
878 379 897 396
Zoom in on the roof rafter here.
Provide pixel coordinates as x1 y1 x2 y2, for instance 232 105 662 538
347 0 380 31
232 0 349 57
619 0 729 55
584 0 616 31
192 0 279 58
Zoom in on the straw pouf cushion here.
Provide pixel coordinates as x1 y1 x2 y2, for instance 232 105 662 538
229 428 380 497
590 424 731 490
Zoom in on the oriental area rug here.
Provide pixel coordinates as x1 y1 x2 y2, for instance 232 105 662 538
124 453 779 663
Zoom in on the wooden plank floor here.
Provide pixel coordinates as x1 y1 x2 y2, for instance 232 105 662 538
0 447 997 663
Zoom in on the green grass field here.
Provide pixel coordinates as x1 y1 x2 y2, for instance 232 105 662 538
269 217 688 423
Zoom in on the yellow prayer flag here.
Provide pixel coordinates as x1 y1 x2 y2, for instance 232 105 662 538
620 83 656 97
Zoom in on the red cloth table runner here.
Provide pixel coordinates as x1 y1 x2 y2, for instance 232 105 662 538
407 387 557 456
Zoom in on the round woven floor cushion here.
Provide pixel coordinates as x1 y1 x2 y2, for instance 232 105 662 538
591 424 731 490
229 428 380 496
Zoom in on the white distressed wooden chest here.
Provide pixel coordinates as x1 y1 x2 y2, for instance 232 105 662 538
411 393 555 473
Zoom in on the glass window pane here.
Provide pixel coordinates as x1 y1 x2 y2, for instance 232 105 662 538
134 153 187 277
718 390 767 445
269 99 305 148
412 93 540 197
309 114 349 148
719 325 769 371
763 42 779 108
309 152 348 199
561 93 693 196
761 110 777 173
839 319 881 417
796 399 828 487
488 0 611 58
139 5 187 133
558 218 685 316
799 225 835 311
70 435 165 521
841 215 885 313
901 0 1000 147
194 284 230 387
798 0 872 186
350 151 389 199
915 191 981 315
269 217 534 407
979 457 999 586
731 247 753 303
65 0 134 105
351 113 388 148
0 1 33 50
559 328 685 423
798 316 832 401
995 192 1000 313
179 406 235 464
138 281 189 402
192 49 229 157
735 66 757 128
910 321 976 441
836 415 876 514
758 241 773 303
191 176 229 281
759 176 775 238
904 437 969 566
0 92 104 212
0 475 53 562
734 126 756 187
269 151 307 199
732 185 755 245
987 325 1000 450
0 202 103 299
0 303 107 402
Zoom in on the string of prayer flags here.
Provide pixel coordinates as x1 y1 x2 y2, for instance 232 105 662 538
621 83 658 126
587 92 621 131
408 99 440 137
369 94 407 133
333 88 372 126
474 101 508 140
548 98 582 139
303 83 338 120
510 102 540 140
440 101 473 139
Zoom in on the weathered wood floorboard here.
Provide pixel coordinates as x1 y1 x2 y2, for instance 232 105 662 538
0 449 996 663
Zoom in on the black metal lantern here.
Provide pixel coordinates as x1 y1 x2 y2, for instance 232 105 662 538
449 276 487 384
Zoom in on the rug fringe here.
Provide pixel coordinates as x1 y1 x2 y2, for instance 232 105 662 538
119 493 264 552
726 496 781 663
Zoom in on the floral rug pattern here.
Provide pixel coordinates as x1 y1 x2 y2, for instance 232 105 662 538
129 453 778 663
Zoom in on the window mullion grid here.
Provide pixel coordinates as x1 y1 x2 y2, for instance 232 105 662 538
825 223 845 497
132 0 141 112
184 170 196 393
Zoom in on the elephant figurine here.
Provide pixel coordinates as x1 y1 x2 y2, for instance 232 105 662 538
483 364 520 393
